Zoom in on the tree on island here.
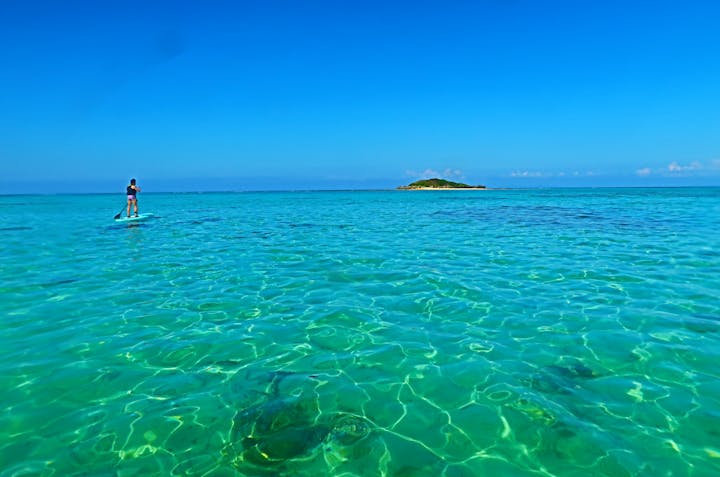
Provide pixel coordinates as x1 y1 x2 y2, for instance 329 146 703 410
398 178 486 189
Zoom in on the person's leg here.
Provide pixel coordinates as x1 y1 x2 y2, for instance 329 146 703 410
133 199 139 216
127 199 132 217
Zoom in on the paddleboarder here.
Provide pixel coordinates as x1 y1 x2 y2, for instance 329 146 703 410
126 178 141 217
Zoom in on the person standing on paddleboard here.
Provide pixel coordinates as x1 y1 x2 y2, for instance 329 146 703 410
126 178 141 217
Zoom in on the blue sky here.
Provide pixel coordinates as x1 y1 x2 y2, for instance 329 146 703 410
1 0 719 192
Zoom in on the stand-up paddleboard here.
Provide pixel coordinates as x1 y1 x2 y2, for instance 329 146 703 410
114 213 155 223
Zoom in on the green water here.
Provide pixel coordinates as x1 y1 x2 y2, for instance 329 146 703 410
1 189 719 476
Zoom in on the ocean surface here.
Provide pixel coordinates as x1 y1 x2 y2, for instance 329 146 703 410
1 188 719 477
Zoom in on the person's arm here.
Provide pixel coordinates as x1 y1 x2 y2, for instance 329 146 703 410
133 185 141 192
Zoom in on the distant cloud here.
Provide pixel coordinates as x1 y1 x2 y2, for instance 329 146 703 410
667 161 703 172
406 168 465 180
636 159 718 177
510 170 597 178
510 170 545 178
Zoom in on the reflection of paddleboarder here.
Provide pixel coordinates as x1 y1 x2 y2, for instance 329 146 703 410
126 178 141 217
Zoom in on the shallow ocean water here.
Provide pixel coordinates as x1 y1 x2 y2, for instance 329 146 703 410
1 188 719 476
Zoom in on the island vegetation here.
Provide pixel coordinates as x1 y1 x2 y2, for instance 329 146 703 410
397 178 486 190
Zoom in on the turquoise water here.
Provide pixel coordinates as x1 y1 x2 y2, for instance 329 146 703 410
1 188 719 476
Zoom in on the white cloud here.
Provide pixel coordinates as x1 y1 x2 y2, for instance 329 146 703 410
637 160 717 177
509 170 597 179
406 168 465 180
510 170 545 177
668 161 703 172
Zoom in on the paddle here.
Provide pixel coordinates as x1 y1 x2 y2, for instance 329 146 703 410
113 205 126 220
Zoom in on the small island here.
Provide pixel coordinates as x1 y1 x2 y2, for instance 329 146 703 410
397 178 487 190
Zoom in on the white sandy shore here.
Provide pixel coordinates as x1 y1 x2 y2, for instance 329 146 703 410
398 187 489 190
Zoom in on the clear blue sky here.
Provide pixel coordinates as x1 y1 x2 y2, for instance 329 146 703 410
1 0 719 192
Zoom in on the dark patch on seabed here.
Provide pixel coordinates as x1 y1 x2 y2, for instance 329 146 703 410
0 226 33 231
288 223 317 228
190 217 222 224
223 370 375 474
524 361 598 396
42 278 78 287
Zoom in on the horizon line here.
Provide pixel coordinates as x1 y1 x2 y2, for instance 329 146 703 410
3 184 720 197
